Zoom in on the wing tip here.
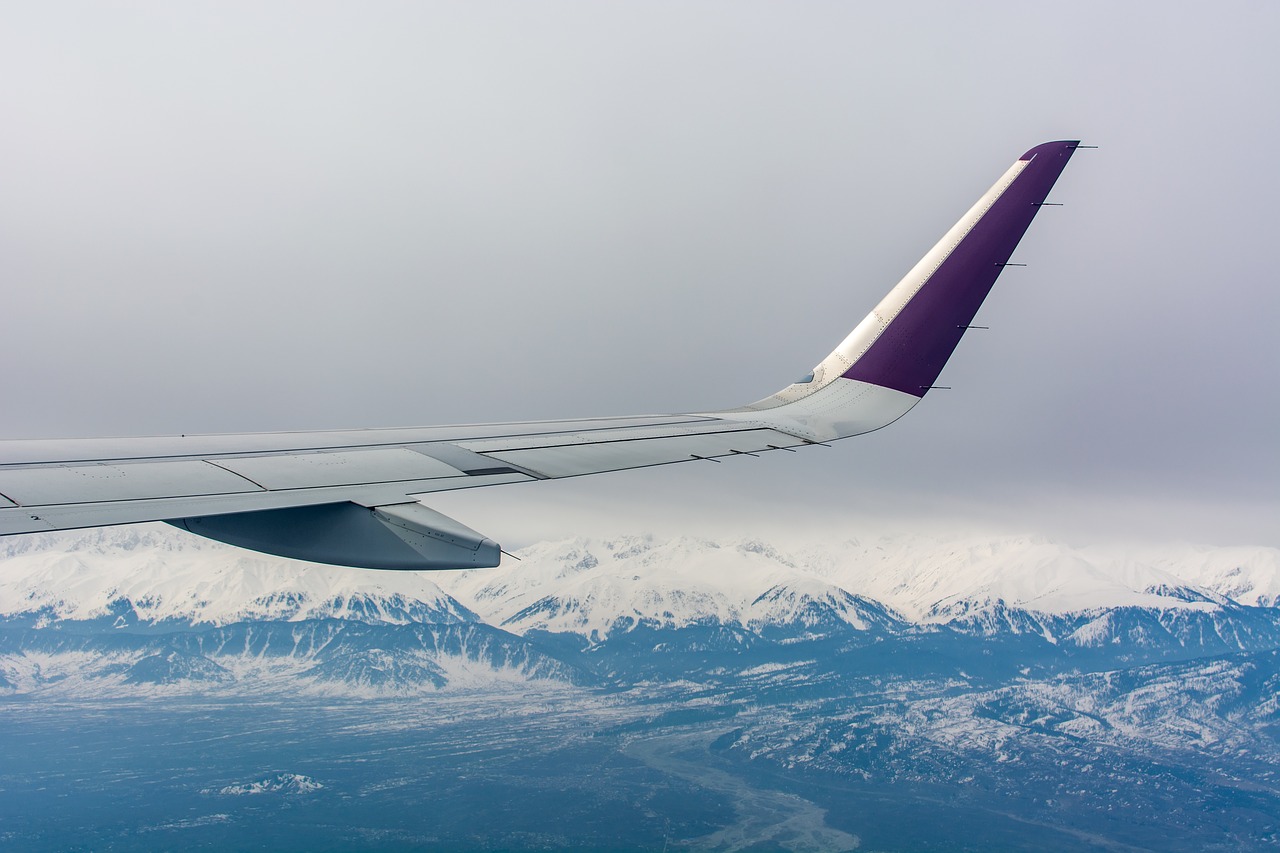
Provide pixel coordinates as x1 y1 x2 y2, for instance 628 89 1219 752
1020 140 1082 161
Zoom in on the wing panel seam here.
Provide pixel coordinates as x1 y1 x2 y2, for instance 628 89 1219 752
460 423 765 453
202 460 271 491
0 417 718 468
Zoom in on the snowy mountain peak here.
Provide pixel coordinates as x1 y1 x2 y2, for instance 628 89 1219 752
748 580 904 633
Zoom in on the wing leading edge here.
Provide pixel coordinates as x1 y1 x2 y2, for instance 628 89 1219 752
0 141 1080 568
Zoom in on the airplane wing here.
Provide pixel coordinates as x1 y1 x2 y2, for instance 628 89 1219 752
0 141 1081 570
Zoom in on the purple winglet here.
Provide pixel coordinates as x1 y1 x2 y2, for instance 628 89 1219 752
842 140 1079 397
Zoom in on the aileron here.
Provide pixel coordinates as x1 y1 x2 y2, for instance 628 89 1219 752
482 427 804 479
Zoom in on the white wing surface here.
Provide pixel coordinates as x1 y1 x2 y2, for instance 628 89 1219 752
0 142 1081 569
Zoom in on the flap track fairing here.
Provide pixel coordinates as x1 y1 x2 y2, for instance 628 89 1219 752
170 501 500 570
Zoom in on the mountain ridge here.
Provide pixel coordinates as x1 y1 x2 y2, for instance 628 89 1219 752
4 526 1278 634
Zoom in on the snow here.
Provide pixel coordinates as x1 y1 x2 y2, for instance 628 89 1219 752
1104 544 1280 608
209 773 324 796
435 533 1279 638
3 525 1276 642
0 525 474 626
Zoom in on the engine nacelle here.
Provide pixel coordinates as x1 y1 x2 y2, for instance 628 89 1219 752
169 501 500 570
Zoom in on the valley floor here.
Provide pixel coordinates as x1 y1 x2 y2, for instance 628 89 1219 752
2 682 1276 852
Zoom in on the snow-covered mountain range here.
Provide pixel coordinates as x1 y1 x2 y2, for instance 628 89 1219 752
2 525 1280 696
435 533 1280 638
3 525 1277 637
2 524 1278 698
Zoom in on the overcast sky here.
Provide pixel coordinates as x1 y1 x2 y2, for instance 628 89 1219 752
2 1 1277 547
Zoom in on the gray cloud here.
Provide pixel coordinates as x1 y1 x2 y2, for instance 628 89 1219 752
2 1 1276 546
